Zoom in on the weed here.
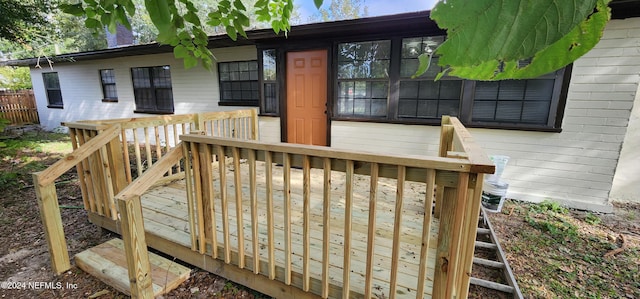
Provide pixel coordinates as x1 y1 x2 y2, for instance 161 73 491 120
585 212 601 225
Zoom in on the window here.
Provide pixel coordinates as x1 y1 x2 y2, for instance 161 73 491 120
337 40 390 118
331 37 569 130
261 50 279 114
218 60 259 106
398 37 462 119
43 72 63 108
99 69 118 102
131 66 174 114
471 73 559 125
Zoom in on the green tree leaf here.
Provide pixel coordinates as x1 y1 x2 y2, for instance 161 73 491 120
314 0 324 9
430 0 610 80
60 4 85 16
174 44 189 58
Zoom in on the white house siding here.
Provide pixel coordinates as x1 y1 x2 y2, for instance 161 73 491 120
30 45 257 130
330 17 640 212
610 57 640 204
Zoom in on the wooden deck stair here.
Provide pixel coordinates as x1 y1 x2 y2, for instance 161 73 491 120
75 239 191 297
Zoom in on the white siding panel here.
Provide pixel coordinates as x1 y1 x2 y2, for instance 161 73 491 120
329 17 640 211
31 46 258 130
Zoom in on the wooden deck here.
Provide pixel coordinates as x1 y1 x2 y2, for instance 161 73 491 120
36 111 494 298
140 161 439 298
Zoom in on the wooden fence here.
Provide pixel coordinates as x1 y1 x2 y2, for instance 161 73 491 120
0 90 39 125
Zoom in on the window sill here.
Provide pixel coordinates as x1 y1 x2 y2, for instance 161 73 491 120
102 98 118 103
219 101 259 107
133 110 174 115
47 105 63 109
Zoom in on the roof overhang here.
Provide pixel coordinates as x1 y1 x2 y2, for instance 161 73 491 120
2 3 639 67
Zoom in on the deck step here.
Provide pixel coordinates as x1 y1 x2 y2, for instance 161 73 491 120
75 238 191 297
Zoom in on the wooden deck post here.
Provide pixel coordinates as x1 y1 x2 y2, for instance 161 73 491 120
118 195 154 298
433 172 470 299
33 174 70 274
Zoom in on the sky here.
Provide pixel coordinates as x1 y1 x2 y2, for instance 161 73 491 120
293 0 438 23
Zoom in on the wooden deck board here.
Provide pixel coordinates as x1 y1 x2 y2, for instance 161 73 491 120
75 239 191 297
139 161 439 298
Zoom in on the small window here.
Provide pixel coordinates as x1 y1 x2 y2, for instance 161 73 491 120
337 40 391 118
131 66 174 114
261 50 279 114
43 72 63 108
99 69 118 102
218 60 259 106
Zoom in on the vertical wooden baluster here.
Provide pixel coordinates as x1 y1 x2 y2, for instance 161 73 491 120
122 129 132 183
85 130 106 216
181 122 187 135
282 153 291 285
389 165 406 299
201 143 217 258
164 125 172 175
144 127 152 167
249 149 259 274
76 130 97 213
265 151 275 279
322 157 332 299
182 142 198 251
342 160 354 299
190 141 206 254
302 155 311 292
283 152 292 285
217 145 231 263
364 162 379 299
232 147 245 268
416 169 436 299
132 128 143 178
68 129 89 210
154 126 162 163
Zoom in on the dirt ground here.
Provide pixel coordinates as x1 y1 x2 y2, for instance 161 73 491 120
1 129 638 298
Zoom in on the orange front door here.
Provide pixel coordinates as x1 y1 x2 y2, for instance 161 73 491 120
286 50 328 146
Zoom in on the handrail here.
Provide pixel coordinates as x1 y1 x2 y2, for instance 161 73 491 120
32 124 122 275
113 144 185 298
36 124 121 187
181 134 494 175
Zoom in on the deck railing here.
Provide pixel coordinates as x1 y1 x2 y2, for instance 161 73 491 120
32 109 258 277
61 109 258 219
34 111 494 299
179 116 494 299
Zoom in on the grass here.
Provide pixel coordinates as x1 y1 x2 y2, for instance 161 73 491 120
0 131 72 187
493 200 640 298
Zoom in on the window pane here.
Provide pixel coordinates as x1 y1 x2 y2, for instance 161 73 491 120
337 40 390 79
418 81 439 99
417 100 438 118
496 101 523 121
522 101 550 124
475 82 499 100
498 80 526 100
400 81 419 98
472 101 496 121
525 79 554 101
398 99 418 117
263 49 277 81
439 100 460 117
439 80 462 99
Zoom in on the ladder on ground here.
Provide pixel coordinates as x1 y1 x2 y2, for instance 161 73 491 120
471 207 524 299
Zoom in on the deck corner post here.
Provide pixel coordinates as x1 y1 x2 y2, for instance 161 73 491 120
33 173 71 275
117 195 153 298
